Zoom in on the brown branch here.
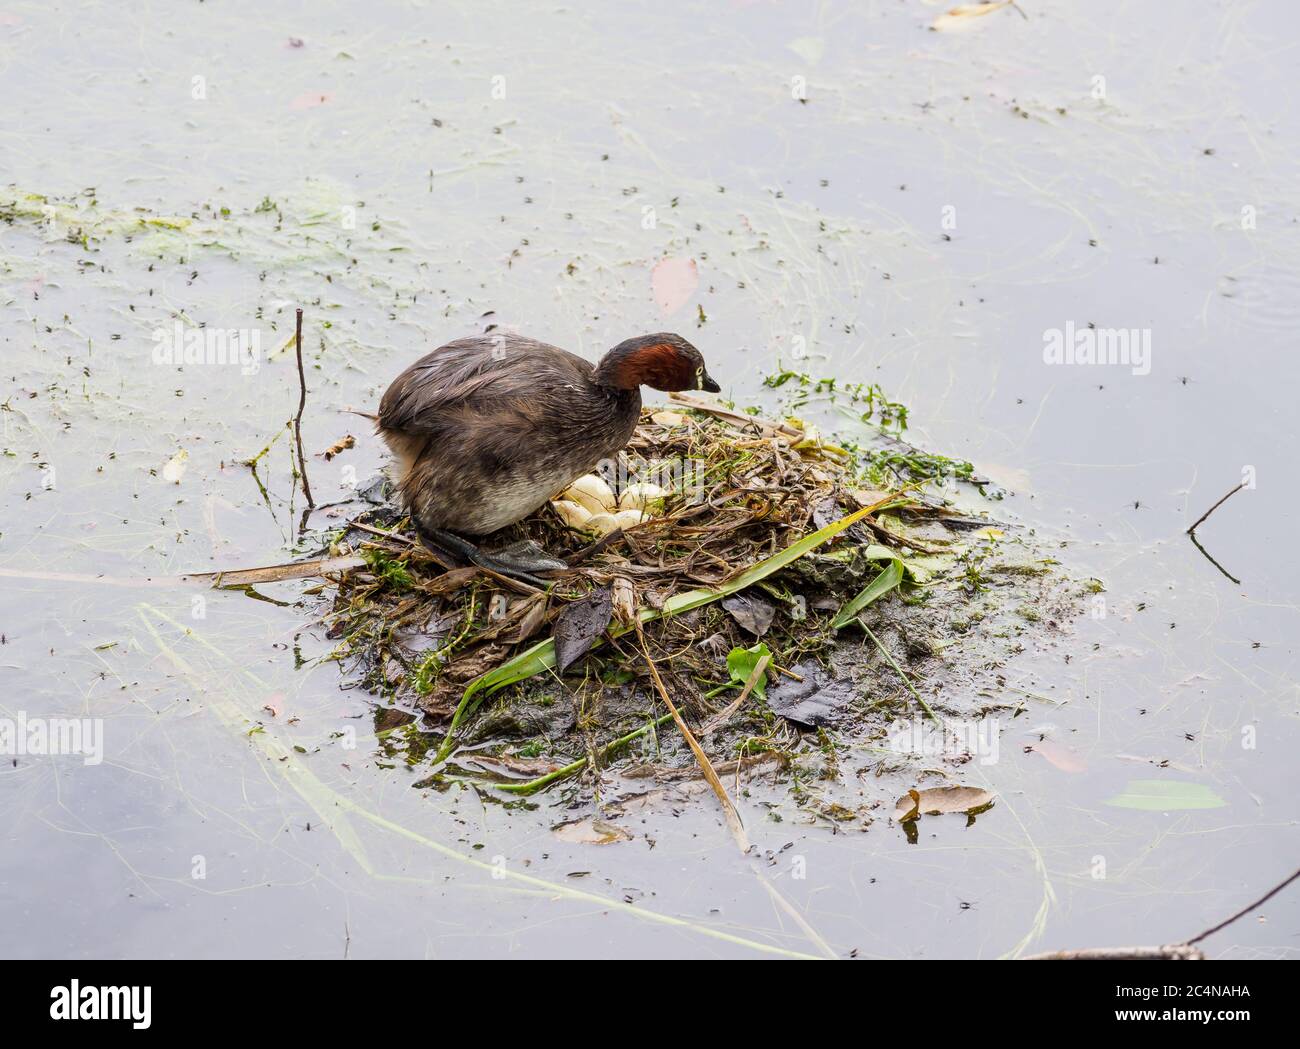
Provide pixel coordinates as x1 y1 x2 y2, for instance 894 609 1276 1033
345 521 416 545
1188 531 1241 585
292 307 315 509
1184 864 1300 946
0 557 365 588
1025 864 1300 960
1023 944 1204 961
1186 479 1246 535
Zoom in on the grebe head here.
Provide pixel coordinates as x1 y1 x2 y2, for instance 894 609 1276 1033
593 333 721 393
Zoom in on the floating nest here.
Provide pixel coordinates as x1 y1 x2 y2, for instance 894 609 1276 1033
318 397 1071 800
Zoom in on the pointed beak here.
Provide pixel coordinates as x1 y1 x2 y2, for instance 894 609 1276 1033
701 371 721 393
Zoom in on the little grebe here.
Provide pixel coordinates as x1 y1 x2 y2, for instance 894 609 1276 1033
377 331 719 581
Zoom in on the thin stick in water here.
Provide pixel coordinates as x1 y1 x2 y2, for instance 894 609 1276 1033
859 619 939 721
293 307 315 509
699 653 770 737
1186 479 1246 535
1022 944 1204 961
1184 864 1300 946
1188 531 1241 585
1024 863 1300 959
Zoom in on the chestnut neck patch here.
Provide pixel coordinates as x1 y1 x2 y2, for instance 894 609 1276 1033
595 338 693 391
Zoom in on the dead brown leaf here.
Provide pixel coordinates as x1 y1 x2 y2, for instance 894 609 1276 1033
894 785 995 821
473 592 547 644
553 587 613 673
417 567 479 597
322 434 356 461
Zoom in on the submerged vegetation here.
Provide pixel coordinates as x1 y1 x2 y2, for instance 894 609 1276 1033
759 369 983 486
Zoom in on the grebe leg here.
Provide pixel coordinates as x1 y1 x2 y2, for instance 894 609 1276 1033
415 525 567 588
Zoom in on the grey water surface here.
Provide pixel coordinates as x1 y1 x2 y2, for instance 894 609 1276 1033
1 0 1296 958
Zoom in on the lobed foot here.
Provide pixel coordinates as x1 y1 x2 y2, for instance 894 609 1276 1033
416 527 566 588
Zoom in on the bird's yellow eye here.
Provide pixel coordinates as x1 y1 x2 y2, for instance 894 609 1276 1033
695 366 704 389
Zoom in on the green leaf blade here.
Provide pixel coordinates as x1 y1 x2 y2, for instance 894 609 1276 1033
832 557 904 629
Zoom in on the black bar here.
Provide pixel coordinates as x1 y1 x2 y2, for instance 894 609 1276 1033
0 958 1284 1034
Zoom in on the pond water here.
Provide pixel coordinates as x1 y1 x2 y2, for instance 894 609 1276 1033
2 0 1296 958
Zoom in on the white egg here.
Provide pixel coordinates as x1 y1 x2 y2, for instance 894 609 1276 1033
550 499 594 531
617 482 668 514
563 474 618 515
613 509 647 531
584 512 621 536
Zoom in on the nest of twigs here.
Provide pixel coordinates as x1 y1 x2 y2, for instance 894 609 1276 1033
320 397 994 793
